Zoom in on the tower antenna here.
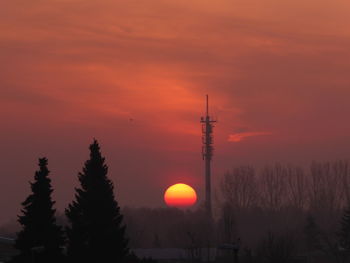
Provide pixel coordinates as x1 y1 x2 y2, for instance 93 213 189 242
206 94 209 116
200 95 217 218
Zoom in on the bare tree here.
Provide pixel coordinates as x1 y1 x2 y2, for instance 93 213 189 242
259 164 288 211
219 202 237 244
309 162 344 212
286 165 308 210
221 166 258 210
336 160 350 207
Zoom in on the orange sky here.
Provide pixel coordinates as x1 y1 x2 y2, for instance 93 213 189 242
1 0 350 223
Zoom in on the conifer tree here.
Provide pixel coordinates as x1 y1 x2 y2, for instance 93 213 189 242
66 139 128 263
13 158 64 263
339 206 350 250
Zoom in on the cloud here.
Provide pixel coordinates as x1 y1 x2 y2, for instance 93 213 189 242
228 132 272 142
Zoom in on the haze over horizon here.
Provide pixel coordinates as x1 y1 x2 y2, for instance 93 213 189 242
1 0 350 224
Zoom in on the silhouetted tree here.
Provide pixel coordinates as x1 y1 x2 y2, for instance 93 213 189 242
219 202 237 244
221 166 258 210
12 158 64 263
309 162 344 213
286 165 307 210
260 164 288 211
65 139 128 263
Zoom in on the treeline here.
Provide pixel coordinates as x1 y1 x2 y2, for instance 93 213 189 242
7 145 350 263
221 161 350 212
216 162 350 262
10 140 132 263
121 161 350 263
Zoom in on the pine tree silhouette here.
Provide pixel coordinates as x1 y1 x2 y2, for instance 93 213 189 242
339 206 350 250
66 139 129 263
13 158 64 263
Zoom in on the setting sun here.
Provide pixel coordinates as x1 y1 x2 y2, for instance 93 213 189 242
164 183 197 208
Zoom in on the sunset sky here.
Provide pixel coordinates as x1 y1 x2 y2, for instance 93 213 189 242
1 0 350 224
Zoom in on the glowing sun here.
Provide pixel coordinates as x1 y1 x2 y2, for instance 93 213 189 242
164 183 197 208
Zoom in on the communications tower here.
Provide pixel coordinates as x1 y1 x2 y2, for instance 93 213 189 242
200 95 217 217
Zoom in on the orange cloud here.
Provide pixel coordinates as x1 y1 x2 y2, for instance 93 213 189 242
228 132 272 142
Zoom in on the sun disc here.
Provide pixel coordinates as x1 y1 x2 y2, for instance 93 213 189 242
164 183 197 208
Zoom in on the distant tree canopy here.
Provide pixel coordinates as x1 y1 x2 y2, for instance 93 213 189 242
9 143 350 263
220 161 350 212
65 139 129 263
13 158 64 263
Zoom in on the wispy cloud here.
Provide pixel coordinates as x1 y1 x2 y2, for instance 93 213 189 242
228 132 272 142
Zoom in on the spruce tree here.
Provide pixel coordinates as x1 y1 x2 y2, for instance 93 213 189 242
66 140 128 263
339 206 350 250
13 158 64 263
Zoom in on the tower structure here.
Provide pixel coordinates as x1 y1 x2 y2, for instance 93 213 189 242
200 95 217 217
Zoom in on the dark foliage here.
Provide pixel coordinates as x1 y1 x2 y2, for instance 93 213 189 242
65 139 129 263
12 158 64 263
